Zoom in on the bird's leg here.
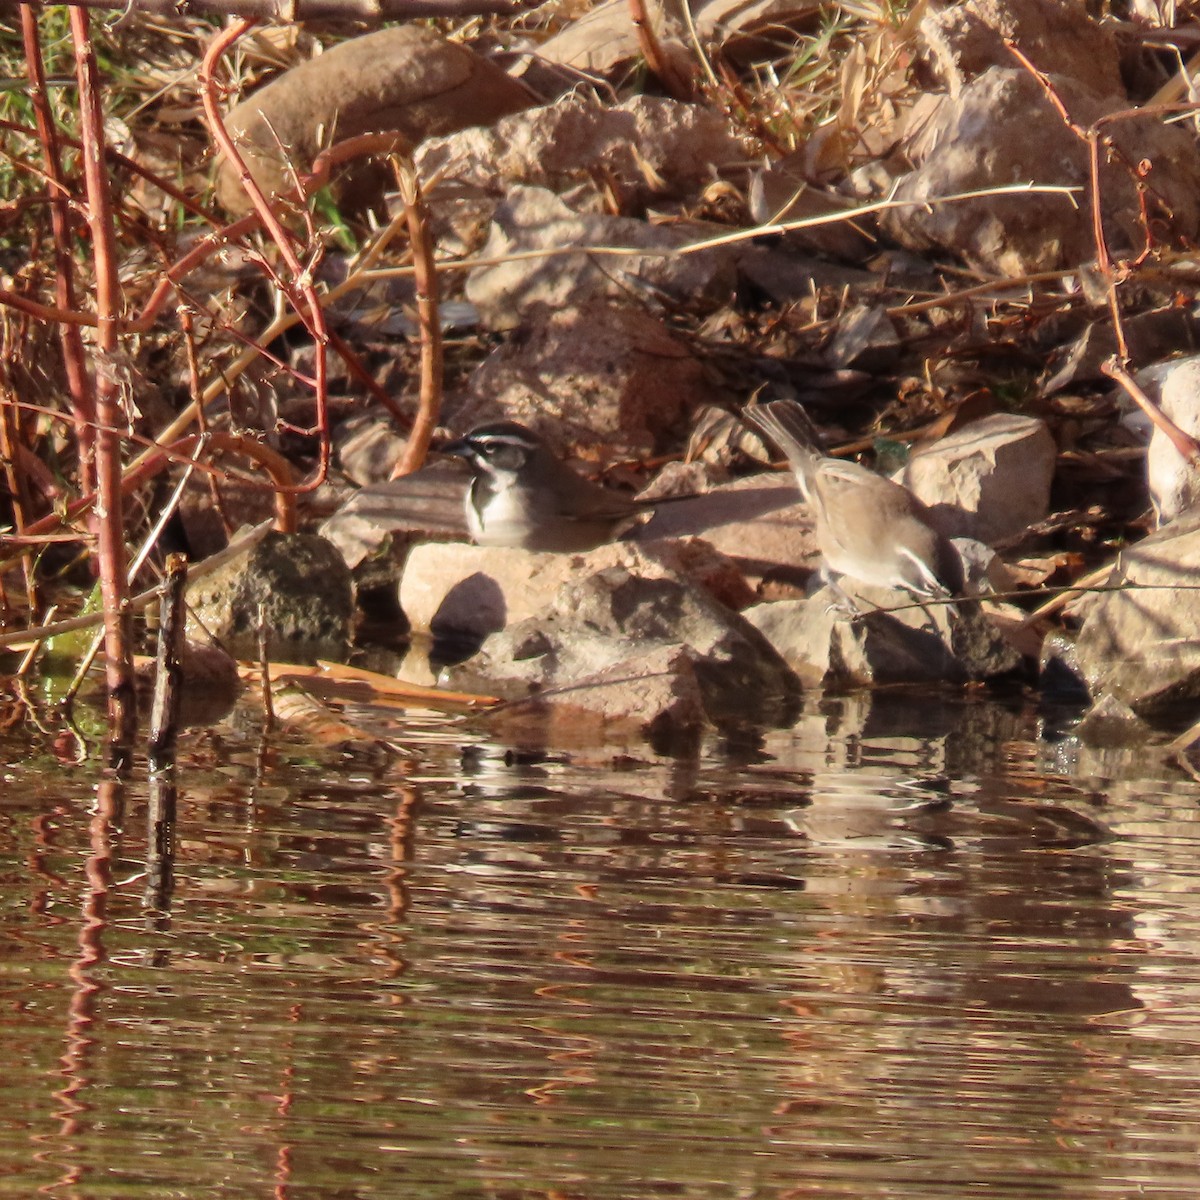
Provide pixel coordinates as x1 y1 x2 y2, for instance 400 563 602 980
901 585 957 636
820 569 866 619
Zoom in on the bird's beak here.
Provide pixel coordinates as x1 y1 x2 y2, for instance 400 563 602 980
440 436 471 460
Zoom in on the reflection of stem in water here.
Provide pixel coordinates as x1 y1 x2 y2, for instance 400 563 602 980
273 1002 302 1197
30 810 70 918
145 764 177 928
378 787 418 985
54 776 122 1160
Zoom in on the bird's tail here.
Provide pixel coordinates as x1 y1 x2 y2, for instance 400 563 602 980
745 399 825 502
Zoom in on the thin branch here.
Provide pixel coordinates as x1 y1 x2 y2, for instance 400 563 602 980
199 17 331 488
148 554 188 762
20 5 97 496
677 0 720 92
1005 41 1200 368
1101 356 1200 466
17 0 521 18
70 4 137 754
0 426 296 575
627 0 695 100
390 158 443 478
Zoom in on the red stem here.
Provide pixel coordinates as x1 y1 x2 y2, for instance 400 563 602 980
391 162 442 477
20 6 98 497
69 4 136 752
199 18 330 490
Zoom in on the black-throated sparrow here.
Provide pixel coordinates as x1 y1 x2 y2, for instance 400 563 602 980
441 421 648 552
746 399 964 605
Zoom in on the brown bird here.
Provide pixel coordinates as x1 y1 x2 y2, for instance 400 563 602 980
746 399 964 607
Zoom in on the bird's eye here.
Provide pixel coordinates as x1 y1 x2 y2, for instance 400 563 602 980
477 440 526 471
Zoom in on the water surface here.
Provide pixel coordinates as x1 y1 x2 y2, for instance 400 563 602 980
2 691 1200 1198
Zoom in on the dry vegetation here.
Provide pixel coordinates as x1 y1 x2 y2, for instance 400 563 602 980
1 1 1198 748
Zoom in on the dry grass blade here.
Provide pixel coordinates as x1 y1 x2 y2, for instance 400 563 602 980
359 181 1082 287
240 659 500 712
267 684 414 757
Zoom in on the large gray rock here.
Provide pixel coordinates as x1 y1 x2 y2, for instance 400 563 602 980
745 581 1023 687
636 474 818 587
398 476 819 644
918 0 1124 100
215 26 531 217
1147 355 1200 526
481 643 709 751
463 186 737 329
402 541 603 641
884 68 1200 276
897 413 1056 545
1074 510 1200 714
185 531 353 662
417 93 746 208
445 560 801 730
453 299 725 460
401 539 753 641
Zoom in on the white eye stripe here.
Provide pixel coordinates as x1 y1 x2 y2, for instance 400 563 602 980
473 435 535 453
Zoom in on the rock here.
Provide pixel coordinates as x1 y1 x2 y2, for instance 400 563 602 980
918 0 1124 100
1147 355 1200 526
400 538 753 642
417 93 746 209
175 476 279 562
403 542 579 642
826 304 901 372
483 643 709 751
215 26 531 217
1041 307 1200 394
1075 693 1156 746
744 581 1024 686
452 299 725 459
532 0 815 78
636 474 819 588
1073 508 1200 714
897 413 1057 545
746 155 875 259
397 478 812 643
1039 629 1090 703
641 537 757 610
463 186 737 329
136 640 241 728
320 458 470 571
736 245 876 305
953 535 1015 596
527 0 650 79
638 458 727 499
319 459 470 641
185 531 353 661
883 68 1200 277
334 415 409 487
445 559 801 730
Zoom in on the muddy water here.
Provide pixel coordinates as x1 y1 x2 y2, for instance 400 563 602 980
2 691 1200 1198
